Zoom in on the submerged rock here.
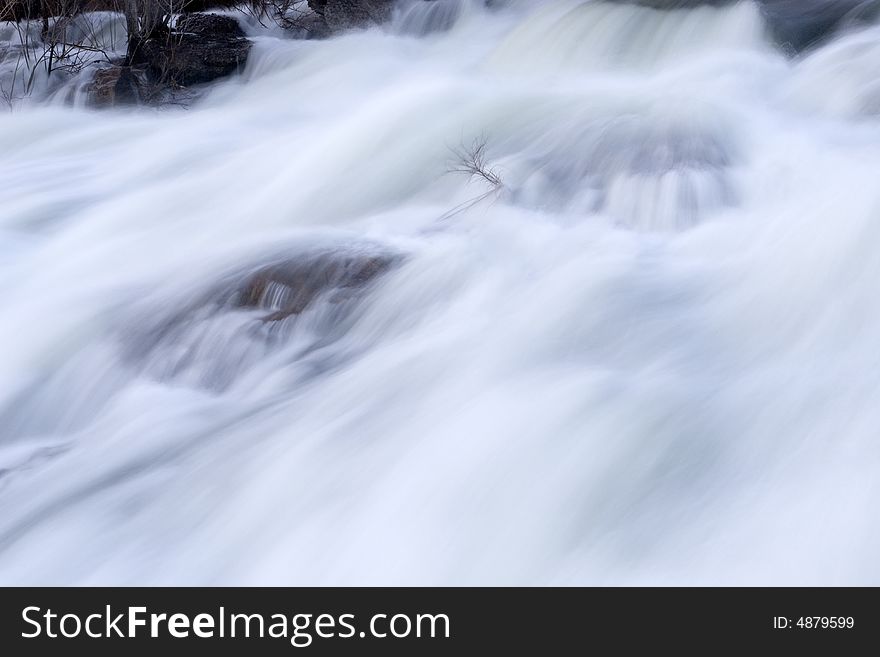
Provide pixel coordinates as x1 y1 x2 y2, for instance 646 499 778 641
506 116 737 231
131 13 251 87
605 0 880 53
232 251 399 322
120 245 402 391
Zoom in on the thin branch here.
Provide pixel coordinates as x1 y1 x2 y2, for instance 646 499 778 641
447 135 504 189
440 135 506 221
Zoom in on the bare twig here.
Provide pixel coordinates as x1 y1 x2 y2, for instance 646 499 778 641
440 135 506 221
448 135 504 189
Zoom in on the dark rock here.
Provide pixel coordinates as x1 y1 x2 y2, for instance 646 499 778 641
118 245 402 391
131 13 251 87
508 117 736 230
112 0 246 12
758 0 880 53
308 0 395 31
607 0 734 7
87 65 147 108
292 11 333 39
308 0 329 15
174 12 246 37
233 251 399 322
278 6 332 39
173 0 244 11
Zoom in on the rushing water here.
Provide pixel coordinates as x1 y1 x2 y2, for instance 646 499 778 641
1 0 880 585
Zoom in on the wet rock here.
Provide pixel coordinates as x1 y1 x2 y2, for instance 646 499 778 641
173 0 245 10
508 117 737 231
131 13 251 87
290 11 333 39
759 0 880 53
174 12 245 37
608 0 734 7
308 0 395 31
232 251 399 322
87 65 147 108
121 245 402 391
272 5 332 39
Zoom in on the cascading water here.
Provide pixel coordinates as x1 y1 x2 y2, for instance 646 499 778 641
1 0 879 585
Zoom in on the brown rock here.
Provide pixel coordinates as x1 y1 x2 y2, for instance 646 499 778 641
233 251 399 322
87 65 146 108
